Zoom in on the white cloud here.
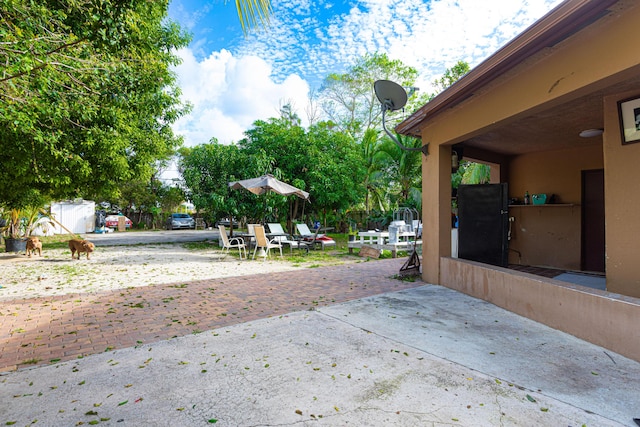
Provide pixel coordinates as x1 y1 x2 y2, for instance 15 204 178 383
314 0 564 89
171 48 310 147
170 0 564 149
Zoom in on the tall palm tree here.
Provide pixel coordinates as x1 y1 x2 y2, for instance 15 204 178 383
361 128 392 214
394 134 422 203
379 133 422 208
461 162 490 184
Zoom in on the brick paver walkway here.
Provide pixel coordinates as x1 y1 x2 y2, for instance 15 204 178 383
0 259 421 372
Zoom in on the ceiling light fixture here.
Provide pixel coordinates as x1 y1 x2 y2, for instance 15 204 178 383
374 80 429 156
579 128 604 138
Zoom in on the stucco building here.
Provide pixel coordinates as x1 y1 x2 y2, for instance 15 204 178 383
397 0 640 362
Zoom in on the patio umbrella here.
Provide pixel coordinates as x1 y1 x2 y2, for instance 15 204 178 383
228 174 309 200
229 174 309 252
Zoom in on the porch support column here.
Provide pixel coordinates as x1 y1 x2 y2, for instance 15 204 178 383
421 143 452 285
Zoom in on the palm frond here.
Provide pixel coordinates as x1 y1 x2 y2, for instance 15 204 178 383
235 0 272 34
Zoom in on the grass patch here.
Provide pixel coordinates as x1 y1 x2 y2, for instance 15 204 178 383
183 241 217 250
38 234 83 250
51 265 86 276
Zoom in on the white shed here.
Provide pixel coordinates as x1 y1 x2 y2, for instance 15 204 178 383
50 200 95 234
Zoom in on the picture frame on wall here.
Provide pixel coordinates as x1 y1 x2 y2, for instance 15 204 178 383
618 96 640 144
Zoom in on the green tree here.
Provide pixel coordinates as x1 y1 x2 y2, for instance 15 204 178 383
429 60 470 100
426 62 490 191
178 141 249 227
304 122 366 226
0 0 190 209
115 176 175 227
239 117 310 224
460 162 490 185
158 185 186 221
316 53 422 221
401 60 473 116
361 128 391 214
236 118 366 228
319 53 419 138
278 102 302 126
383 133 422 208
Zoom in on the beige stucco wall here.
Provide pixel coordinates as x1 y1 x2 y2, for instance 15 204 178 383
418 4 640 296
508 145 603 204
506 145 603 270
441 257 640 363
409 1 640 367
603 92 640 297
420 144 452 285
508 205 582 269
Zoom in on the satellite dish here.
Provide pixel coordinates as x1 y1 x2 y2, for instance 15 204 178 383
374 80 408 112
373 80 429 155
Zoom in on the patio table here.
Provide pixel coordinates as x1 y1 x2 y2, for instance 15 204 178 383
236 232 255 249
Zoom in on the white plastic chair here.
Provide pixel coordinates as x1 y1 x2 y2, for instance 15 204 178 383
218 225 247 260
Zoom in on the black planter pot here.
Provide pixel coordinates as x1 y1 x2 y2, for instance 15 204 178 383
5 237 27 253
348 235 356 242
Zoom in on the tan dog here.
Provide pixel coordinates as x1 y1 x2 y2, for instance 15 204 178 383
26 237 42 257
68 239 95 260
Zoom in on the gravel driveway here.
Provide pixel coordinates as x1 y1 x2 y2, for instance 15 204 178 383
0 231 356 301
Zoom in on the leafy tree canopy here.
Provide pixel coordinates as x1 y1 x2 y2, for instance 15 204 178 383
318 53 418 139
238 116 366 224
179 112 366 227
431 60 471 96
178 140 250 225
0 0 191 208
304 122 366 216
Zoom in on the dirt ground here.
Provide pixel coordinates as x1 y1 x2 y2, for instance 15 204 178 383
0 243 357 301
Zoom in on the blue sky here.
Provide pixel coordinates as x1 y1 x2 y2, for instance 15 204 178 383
167 0 564 150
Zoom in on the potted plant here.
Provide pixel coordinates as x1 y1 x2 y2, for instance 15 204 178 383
348 222 359 242
1 209 27 252
1 206 48 253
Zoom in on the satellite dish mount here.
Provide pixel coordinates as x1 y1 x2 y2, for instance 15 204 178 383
374 80 429 156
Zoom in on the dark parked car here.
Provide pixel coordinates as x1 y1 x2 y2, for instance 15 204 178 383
214 218 236 229
166 213 196 230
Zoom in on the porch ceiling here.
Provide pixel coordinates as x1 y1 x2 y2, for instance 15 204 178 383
461 73 640 157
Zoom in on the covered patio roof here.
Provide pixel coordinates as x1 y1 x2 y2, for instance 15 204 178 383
396 0 640 156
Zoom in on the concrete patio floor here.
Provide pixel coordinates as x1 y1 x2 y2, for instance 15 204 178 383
1 261 639 426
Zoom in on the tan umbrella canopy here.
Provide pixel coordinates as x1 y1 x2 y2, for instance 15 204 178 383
228 174 309 200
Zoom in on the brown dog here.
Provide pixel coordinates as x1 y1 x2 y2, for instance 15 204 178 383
26 237 42 257
68 239 95 260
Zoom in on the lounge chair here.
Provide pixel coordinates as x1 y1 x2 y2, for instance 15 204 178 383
267 223 306 253
295 223 336 250
252 225 283 260
218 225 247 260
